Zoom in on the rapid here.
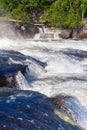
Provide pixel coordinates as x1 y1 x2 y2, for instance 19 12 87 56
0 37 87 130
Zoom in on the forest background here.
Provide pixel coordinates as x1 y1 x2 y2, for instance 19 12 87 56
0 0 87 29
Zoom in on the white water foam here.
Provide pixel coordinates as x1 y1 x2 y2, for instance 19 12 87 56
0 38 87 129
15 71 30 90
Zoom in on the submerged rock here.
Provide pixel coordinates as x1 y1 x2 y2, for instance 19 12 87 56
61 48 87 61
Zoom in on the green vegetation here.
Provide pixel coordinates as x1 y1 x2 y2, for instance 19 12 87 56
0 0 87 28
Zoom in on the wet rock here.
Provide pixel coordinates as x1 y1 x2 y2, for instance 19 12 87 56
0 90 82 130
49 95 76 125
48 94 86 127
61 48 87 61
0 49 46 87
0 49 46 68
49 94 71 108
0 64 27 87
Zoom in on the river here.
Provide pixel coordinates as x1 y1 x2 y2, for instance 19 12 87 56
0 38 87 130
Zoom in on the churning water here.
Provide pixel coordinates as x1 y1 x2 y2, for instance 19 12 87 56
0 38 87 129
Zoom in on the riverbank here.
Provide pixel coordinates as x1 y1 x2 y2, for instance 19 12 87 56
0 17 87 40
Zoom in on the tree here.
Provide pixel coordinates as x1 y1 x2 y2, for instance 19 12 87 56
42 0 87 28
0 0 87 27
0 0 53 24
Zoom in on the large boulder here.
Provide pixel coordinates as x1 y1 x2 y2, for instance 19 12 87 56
0 90 82 130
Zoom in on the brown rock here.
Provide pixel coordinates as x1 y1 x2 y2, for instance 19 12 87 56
59 29 73 39
20 24 39 38
48 94 71 108
79 30 87 39
72 30 78 40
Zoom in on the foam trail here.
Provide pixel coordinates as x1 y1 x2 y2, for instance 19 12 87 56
15 71 30 90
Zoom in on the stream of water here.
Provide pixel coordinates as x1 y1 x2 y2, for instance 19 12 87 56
0 38 87 129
